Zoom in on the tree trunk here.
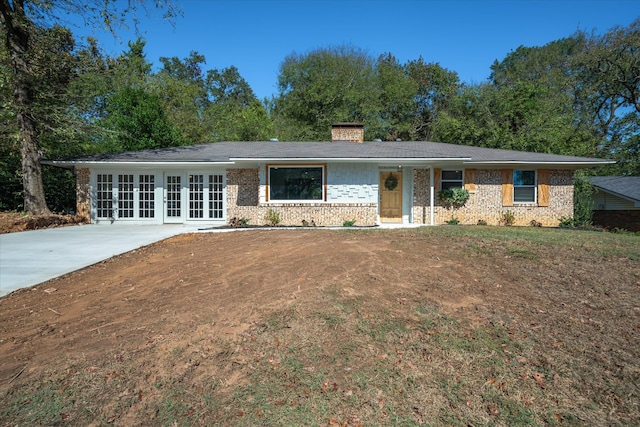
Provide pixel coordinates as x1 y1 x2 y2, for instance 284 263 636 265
1 0 50 214
18 101 50 214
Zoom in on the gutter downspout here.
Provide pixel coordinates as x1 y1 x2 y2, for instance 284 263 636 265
429 167 435 226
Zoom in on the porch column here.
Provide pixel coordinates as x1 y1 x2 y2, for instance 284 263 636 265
429 167 435 226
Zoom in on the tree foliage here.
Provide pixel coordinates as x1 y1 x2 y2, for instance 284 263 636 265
0 10 638 216
274 45 379 141
0 0 177 214
103 87 183 151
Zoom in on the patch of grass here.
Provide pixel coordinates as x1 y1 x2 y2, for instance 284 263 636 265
506 247 537 260
481 390 536 425
318 312 346 329
417 224 639 260
465 242 492 256
2 382 69 425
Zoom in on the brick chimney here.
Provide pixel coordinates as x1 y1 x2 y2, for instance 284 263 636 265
331 123 364 143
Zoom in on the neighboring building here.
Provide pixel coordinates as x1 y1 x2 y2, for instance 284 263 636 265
45 124 613 227
588 176 640 232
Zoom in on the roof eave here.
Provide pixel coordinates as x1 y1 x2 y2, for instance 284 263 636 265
463 160 615 167
43 160 237 167
230 157 471 162
592 186 640 205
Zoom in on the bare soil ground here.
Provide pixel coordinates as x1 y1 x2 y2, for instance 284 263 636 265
0 211 86 234
0 221 639 425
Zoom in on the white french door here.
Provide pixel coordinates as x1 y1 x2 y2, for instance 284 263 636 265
164 174 183 223
94 173 157 222
163 173 225 223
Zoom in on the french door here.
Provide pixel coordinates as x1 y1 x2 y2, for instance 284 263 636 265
94 173 156 221
164 174 183 223
163 173 224 223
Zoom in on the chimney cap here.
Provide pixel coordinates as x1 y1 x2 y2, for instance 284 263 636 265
332 122 364 128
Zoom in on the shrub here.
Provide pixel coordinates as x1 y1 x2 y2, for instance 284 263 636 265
477 219 488 226
229 216 249 228
501 210 515 226
558 216 576 229
265 209 281 226
437 188 470 210
438 188 470 225
343 219 356 227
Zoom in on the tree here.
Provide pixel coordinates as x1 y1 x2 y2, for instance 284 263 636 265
433 36 600 157
204 65 273 141
0 0 177 214
153 51 210 144
372 53 416 141
274 45 378 141
406 58 461 141
0 22 85 211
103 87 183 151
572 19 640 175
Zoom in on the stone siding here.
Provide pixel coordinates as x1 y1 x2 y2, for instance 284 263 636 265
226 168 259 207
75 168 90 221
226 168 377 226
412 169 574 226
232 203 378 227
331 126 364 143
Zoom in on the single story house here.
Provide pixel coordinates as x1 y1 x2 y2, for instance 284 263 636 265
46 124 613 227
588 176 640 232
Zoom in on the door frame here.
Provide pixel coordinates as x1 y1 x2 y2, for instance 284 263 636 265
163 173 184 223
379 170 403 223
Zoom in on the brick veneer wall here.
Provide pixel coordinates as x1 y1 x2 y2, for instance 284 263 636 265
75 168 90 221
226 168 377 226
331 127 364 143
412 169 574 226
226 168 259 207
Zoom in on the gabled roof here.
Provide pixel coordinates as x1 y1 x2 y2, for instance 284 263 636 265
588 176 640 204
45 140 614 168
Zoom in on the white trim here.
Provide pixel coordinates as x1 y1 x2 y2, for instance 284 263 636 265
513 170 537 204
463 161 614 166
430 167 435 226
232 157 471 162
47 161 236 167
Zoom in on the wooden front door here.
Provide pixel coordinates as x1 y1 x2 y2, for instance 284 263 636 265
380 171 402 223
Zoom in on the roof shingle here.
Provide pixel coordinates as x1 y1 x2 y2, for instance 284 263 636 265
46 140 613 166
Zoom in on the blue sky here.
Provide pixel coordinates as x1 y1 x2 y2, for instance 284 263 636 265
71 0 638 100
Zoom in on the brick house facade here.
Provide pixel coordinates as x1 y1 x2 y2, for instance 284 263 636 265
51 127 611 228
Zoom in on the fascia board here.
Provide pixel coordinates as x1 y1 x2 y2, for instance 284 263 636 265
463 160 616 167
230 157 471 162
44 161 236 167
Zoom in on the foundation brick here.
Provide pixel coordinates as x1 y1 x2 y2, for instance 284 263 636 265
75 168 90 221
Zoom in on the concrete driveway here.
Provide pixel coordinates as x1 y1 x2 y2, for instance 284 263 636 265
0 223 200 297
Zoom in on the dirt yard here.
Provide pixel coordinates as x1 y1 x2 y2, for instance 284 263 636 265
0 223 638 425
0 212 86 234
